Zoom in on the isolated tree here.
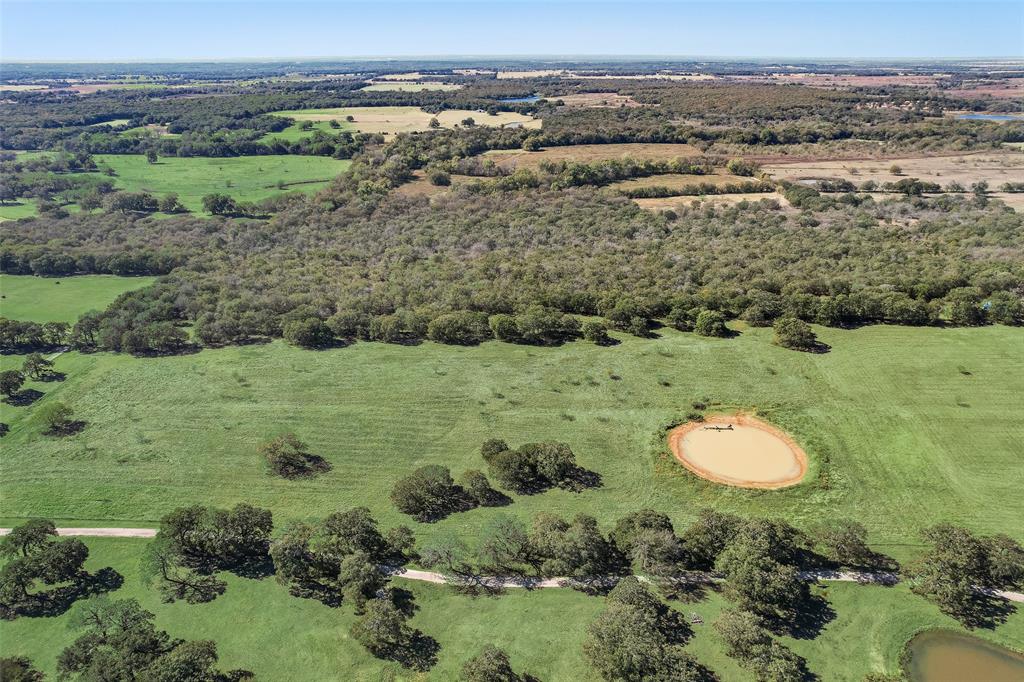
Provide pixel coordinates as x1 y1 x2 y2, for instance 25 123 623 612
773 316 818 351
201 193 239 216
428 117 441 129
0 370 25 398
260 433 319 478
158 192 186 213
21 353 54 380
391 465 465 521
889 164 903 176
461 645 520 682
38 401 75 434
146 149 158 164
693 310 728 338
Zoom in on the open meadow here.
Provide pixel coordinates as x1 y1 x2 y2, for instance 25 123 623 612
88 154 352 211
271 106 540 135
485 143 702 169
0 274 156 323
2 324 1022 558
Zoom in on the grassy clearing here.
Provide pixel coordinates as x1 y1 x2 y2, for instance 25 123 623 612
87 154 352 211
610 172 752 192
485 143 702 170
1 325 1022 560
0 200 39 222
260 120 351 142
270 106 539 135
634 192 784 211
1 538 1021 681
0 274 157 323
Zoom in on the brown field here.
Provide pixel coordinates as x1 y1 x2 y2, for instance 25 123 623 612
946 79 1024 99
0 84 48 92
633 192 784 211
728 73 945 88
610 172 749 192
374 72 430 81
667 414 808 489
484 143 702 170
273 106 538 135
496 69 569 79
361 82 462 92
765 151 1024 189
555 92 645 108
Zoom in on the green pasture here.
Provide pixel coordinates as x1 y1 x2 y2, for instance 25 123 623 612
260 120 351 143
87 154 351 211
0 538 1021 681
0 274 157 323
0 200 39 221
2 324 1022 560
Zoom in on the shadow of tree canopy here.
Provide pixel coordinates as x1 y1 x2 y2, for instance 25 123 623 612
1 567 123 620
4 389 44 407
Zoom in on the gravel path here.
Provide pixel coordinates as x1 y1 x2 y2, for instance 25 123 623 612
4 527 1020 603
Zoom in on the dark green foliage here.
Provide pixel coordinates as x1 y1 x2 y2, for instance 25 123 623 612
426 311 491 345
390 465 471 522
583 577 707 681
461 644 523 682
260 433 329 478
772 316 818 351
581 320 613 345
350 596 437 670
693 310 729 337
907 523 1024 626
57 597 251 681
0 656 44 682
483 440 592 494
813 519 875 568
714 608 806 682
21 353 54 380
529 513 623 579
282 318 334 349
270 507 413 607
0 370 25 398
37 401 77 435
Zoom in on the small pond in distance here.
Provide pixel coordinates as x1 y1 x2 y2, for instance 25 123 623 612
904 630 1024 682
498 95 540 103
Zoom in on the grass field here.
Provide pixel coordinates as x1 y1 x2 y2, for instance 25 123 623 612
0 537 1020 681
2 324 1022 559
87 154 352 211
260 120 352 142
0 200 40 221
271 106 539 135
485 143 702 169
0 274 157 323
634 192 784 210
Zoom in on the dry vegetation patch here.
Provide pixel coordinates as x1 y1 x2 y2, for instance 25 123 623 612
765 151 1024 188
271 106 537 135
555 93 645 108
485 143 701 170
633 192 784 211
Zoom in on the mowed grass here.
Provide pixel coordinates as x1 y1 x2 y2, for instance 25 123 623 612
0 200 40 221
87 154 352 212
270 106 539 135
1 538 1022 681
2 324 1022 561
260 120 351 142
0 274 157 323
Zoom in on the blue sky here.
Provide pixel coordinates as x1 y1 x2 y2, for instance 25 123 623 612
1 1 1021 61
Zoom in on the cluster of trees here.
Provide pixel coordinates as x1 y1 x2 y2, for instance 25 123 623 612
391 465 506 522
481 439 596 494
58 597 252 681
0 319 69 353
0 520 108 619
907 523 1024 627
0 249 181 277
143 504 273 604
714 609 806 681
619 179 774 199
583 577 710 681
270 507 415 609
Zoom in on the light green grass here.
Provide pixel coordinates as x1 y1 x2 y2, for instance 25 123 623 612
1 325 1021 562
1 538 1021 681
0 200 39 221
260 120 352 143
0 274 157 323
87 154 351 212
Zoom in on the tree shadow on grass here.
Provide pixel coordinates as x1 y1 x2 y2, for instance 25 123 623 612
44 420 87 437
778 592 837 640
38 371 67 382
3 567 123 620
4 389 44 407
957 591 1018 630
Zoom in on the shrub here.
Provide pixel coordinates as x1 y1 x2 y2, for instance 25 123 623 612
772 316 818 351
694 310 728 337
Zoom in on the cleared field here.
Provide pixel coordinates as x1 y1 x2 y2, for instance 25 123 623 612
765 151 1024 189
634 192 784 210
260 120 352 142
394 170 479 198
610 172 751 192
271 106 539 135
0 274 157 323
86 154 352 211
0 200 39 222
0 84 48 92
361 81 462 92
556 92 645 108
485 143 702 169
2 325 1022 559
